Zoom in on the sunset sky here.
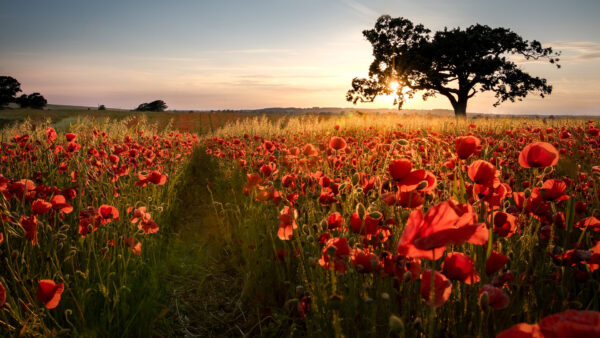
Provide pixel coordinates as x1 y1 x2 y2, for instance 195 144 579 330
1 0 599 114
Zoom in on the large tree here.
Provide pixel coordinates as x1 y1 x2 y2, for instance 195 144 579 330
347 16 561 116
0 76 22 108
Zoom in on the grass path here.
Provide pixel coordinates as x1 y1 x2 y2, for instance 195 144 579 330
159 150 252 337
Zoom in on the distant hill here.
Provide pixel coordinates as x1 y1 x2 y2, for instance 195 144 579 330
171 107 457 116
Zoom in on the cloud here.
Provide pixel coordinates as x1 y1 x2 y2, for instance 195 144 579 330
550 41 600 62
339 0 377 18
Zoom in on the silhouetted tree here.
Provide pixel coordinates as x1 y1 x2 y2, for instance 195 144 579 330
347 16 561 116
0 76 22 108
98 104 106 110
135 100 167 112
16 92 47 109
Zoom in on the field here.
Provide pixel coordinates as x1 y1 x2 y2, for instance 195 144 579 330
1 110 600 337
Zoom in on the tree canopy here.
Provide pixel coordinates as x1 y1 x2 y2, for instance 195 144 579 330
347 16 561 116
135 100 167 112
16 92 47 109
0 76 22 108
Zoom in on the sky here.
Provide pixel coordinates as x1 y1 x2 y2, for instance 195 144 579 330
1 0 599 114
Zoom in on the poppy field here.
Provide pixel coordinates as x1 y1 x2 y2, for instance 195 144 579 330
2 113 600 337
200 114 600 337
0 116 199 336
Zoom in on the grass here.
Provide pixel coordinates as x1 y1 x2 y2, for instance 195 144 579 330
2 110 600 336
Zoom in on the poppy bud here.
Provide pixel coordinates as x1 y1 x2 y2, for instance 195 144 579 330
370 258 379 270
381 292 390 300
403 270 413 282
398 139 409 146
295 285 305 298
389 314 405 333
413 317 422 330
416 180 428 190
543 166 554 175
352 172 360 185
479 291 489 311
356 203 366 220
329 294 342 310
524 188 532 199
320 219 328 231
369 211 382 219
326 245 337 257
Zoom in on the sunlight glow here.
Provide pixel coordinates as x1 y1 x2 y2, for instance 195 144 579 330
389 81 400 91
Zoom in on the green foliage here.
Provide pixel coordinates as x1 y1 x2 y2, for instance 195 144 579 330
135 100 168 112
0 76 22 108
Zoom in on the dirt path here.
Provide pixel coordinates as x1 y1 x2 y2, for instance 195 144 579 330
160 151 249 337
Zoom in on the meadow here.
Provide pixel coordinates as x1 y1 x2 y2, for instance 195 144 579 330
1 109 600 337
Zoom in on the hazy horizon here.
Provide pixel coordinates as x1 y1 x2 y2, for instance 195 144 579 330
1 0 599 115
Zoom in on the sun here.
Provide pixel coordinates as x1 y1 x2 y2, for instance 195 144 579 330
389 81 400 91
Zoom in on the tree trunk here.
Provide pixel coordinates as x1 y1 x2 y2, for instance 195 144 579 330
453 98 468 117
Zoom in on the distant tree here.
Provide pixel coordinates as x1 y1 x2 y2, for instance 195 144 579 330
0 76 22 108
98 104 106 110
135 100 167 112
347 16 561 116
16 92 47 109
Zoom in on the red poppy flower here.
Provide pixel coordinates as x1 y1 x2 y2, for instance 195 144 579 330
350 212 381 236
37 279 64 309
519 142 559 168
352 249 380 273
136 170 167 187
486 251 509 275
442 252 480 284
540 179 569 201
0 281 6 307
127 206 146 222
398 200 487 259
388 159 412 181
420 270 452 307
397 191 425 209
479 284 509 310
124 236 142 255
20 215 38 245
319 237 351 273
97 204 119 225
79 208 99 237
65 133 77 142
498 310 600 338
242 174 263 195
302 144 319 157
493 212 518 238
329 136 347 151
139 219 159 234
455 136 481 159
496 323 542 338
50 195 73 214
468 160 500 187
31 199 52 215
327 212 344 230
575 217 600 232
46 127 57 143
277 206 297 240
